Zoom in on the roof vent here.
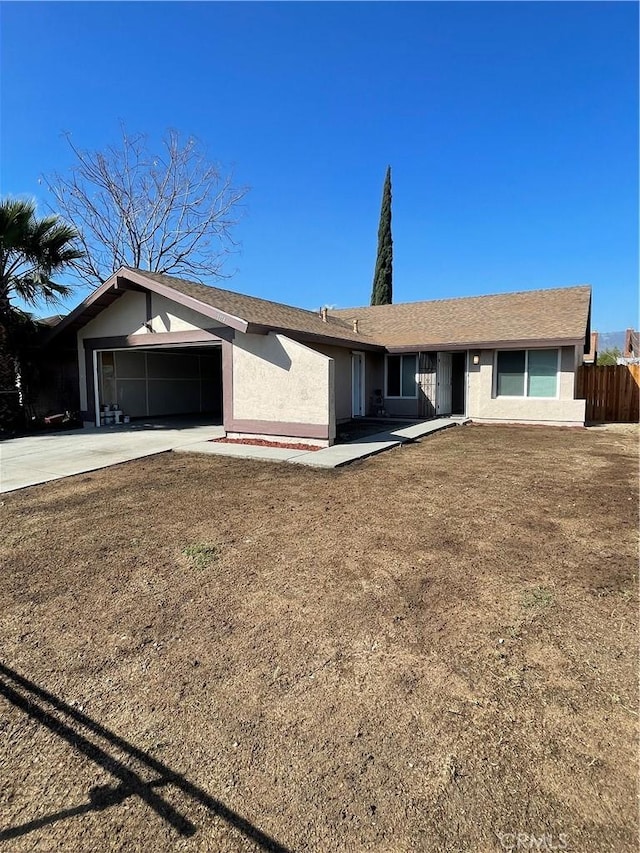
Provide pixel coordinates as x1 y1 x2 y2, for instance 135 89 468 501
352 318 359 333
320 306 328 322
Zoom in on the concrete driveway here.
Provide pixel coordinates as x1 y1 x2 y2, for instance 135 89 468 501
0 419 225 493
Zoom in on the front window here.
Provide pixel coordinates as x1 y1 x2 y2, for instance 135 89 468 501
386 354 417 398
496 349 559 398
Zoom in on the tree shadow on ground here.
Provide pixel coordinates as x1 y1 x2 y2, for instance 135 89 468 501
0 662 290 851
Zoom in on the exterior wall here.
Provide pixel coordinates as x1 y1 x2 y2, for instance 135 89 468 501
229 332 335 442
225 432 328 448
309 344 415 423
148 293 219 333
81 291 148 339
310 344 353 422
467 345 586 426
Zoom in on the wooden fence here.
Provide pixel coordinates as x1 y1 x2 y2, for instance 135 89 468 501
576 364 640 423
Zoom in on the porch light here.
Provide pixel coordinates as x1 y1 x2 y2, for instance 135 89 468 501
472 353 480 365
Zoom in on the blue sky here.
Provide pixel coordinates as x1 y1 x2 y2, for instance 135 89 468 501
1 1 638 331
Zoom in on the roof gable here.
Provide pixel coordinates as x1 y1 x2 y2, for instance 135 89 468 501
45 267 382 349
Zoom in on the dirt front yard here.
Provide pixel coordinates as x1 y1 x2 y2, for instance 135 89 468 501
0 424 637 852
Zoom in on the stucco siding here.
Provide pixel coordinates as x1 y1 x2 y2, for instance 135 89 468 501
232 333 334 435
148 293 220 333
80 291 147 339
311 344 353 422
467 346 586 426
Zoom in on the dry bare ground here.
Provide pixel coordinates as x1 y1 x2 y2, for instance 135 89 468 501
0 424 637 852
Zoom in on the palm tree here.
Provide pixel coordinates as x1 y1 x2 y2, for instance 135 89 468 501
0 197 84 315
0 198 84 431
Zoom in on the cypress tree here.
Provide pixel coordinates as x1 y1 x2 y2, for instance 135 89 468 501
370 166 393 305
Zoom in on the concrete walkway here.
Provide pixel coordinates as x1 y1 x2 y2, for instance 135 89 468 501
178 418 467 469
0 420 225 493
292 417 465 467
2 417 467 493
177 441 311 464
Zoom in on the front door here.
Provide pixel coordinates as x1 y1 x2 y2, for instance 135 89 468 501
436 352 453 415
352 352 365 417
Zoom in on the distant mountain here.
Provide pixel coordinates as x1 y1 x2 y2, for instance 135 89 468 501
597 331 626 352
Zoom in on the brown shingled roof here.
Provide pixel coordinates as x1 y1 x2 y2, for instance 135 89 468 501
131 269 378 347
624 329 639 358
328 286 592 349
583 331 599 364
46 267 591 353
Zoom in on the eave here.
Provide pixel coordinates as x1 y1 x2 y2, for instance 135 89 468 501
247 324 385 352
384 336 586 353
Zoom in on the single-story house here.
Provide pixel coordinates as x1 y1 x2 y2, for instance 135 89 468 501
43 267 592 443
619 328 640 365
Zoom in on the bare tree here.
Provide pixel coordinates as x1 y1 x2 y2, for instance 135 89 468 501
45 128 249 287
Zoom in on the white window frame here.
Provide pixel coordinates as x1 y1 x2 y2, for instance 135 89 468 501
493 348 561 400
385 353 418 399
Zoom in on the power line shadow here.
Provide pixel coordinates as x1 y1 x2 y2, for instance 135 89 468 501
0 662 290 852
